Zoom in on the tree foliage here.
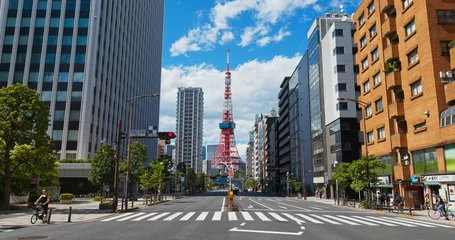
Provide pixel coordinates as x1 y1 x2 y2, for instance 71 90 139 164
88 144 115 187
139 160 165 191
293 181 302 193
0 84 57 208
120 141 147 183
233 172 246 179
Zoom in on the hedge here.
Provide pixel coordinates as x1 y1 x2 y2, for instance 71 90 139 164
59 193 74 200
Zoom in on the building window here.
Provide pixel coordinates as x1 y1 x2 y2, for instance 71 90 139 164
62 36 72 45
53 130 63 141
75 54 85 64
6 18 16 27
368 2 375 15
50 18 60 28
336 83 347 92
68 130 79 141
59 72 69 82
41 91 52 101
360 35 367 48
335 29 343 37
48 35 58 45
9 0 19 9
414 122 426 131
377 127 385 140
359 14 365 26
64 18 74 28
43 72 54 82
441 41 451 56
405 20 416 37
4 35 14 45
52 0 62 10
407 48 419 65
440 107 455 127
334 47 345 55
367 131 374 143
14 72 24 83
46 54 56 64
79 18 89 28
436 10 455 24
56 91 67 101
31 53 41 64
412 148 438 175
403 0 413 9
444 144 455 172
74 72 84 82
0 72 8 82
373 72 381 86
363 81 370 93
375 98 383 112
21 18 31 27
336 65 346 73
69 110 80 121
366 105 372 117
369 24 377 37
336 102 348 111
38 0 47 10
54 110 65 121
77 36 87 45
362 58 369 70
61 54 71 64
2 54 11 63
71 91 82 101
29 72 39 82
371 48 379 62
36 18 46 27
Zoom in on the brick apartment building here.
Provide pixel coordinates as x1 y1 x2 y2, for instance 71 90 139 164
352 0 455 206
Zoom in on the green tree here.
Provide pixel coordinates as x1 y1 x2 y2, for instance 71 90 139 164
293 181 302 193
331 162 351 189
176 162 186 174
120 141 147 183
139 160 165 193
233 172 246 179
88 144 115 188
286 179 296 193
185 168 197 193
244 179 257 189
0 84 57 208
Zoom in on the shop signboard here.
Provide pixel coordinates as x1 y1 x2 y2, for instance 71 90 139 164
423 174 455 183
449 185 455 202
410 176 421 184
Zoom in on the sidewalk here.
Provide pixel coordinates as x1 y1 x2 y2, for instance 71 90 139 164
303 196 455 226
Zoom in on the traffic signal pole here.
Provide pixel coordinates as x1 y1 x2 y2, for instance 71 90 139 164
113 120 121 212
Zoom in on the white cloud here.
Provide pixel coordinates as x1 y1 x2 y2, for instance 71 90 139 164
256 27 291 47
220 31 235 45
312 4 322 12
159 54 302 161
170 0 317 56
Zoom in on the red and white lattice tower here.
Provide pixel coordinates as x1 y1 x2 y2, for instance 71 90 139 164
211 49 244 177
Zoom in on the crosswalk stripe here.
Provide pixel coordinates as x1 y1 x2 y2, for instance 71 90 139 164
132 213 158 221
101 212 134 222
241 212 254 221
228 212 237 221
117 213 145 221
282 213 305 223
179 212 196 221
295 214 324 224
309 206 323 210
164 212 183 221
324 215 359 225
269 212 288 221
398 218 455 229
365 216 417 227
255 212 271 221
381 216 450 228
309 214 342 225
148 212 170 221
212 212 222 221
196 212 209 221
337 216 378 226
351 216 397 226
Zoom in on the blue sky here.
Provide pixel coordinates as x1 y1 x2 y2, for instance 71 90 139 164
159 0 362 160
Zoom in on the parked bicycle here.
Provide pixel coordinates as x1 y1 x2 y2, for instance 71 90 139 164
428 204 455 220
392 202 405 214
30 204 45 224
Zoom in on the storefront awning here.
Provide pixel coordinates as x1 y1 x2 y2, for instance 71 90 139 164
424 183 440 186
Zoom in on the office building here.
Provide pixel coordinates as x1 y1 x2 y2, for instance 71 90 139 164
353 0 455 205
175 87 204 173
0 0 164 193
278 77 291 187
246 132 254 179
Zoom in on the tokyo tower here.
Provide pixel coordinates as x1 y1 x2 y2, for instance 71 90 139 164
211 49 244 177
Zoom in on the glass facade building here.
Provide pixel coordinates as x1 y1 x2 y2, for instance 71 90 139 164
0 0 164 160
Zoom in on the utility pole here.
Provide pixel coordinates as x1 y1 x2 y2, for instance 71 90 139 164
113 120 121 212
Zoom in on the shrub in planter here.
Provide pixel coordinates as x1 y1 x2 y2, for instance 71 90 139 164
60 193 74 203
99 200 113 209
93 196 104 201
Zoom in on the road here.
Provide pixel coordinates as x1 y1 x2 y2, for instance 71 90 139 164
1 191 454 240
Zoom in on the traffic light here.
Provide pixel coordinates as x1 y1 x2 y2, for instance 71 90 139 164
228 190 234 205
158 132 176 144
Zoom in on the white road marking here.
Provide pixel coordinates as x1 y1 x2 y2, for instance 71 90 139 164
101 213 134 222
337 215 378 226
295 214 324 224
196 212 209 221
221 197 225 212
323 215 360 225
249 199 274 210
184 205 192 210
116 213 145 221
309 214 342 225
300 226 305 230
282 213 305 224
381 216 454 228
240 222 246 226
148 212 170 221
365 216 417 227
229 228 303 236
269 212 288 222
132 213 158 221
164 212 183 221
247 205 253 209
255 212 271 221
241 211 254 221
179 212 196 221
309 206 323 210
228 212 238 221
351 216 397 226
271 201 312 211
279 206 288 209
212 211 222 221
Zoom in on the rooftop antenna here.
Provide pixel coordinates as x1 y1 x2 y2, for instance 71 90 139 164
226 48 230 74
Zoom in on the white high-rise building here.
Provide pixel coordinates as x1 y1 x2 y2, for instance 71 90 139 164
176 87 204 173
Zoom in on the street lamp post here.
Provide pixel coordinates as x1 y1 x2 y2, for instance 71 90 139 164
124 94 159 210
337 97 370 202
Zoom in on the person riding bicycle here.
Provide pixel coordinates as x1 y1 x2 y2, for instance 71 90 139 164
35 189 50 222
433 192 450 220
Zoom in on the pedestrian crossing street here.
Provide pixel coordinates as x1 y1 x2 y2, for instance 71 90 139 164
100 211 454 228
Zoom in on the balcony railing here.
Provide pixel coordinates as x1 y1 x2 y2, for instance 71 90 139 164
393 164 411 181
382 17 397 37
388 100 405 118
386 71 401 89
390 132 407 148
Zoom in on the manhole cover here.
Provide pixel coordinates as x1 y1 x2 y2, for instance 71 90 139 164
18 236 48 240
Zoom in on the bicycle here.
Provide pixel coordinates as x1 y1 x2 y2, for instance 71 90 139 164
30 204 46 224
391 202 404 213
428 204 455 220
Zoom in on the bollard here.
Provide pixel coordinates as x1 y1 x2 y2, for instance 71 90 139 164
146 196 148 205
68 207 72 222
409 204 412 216
132 199 134 208
121 197 124 211
47 209 52 224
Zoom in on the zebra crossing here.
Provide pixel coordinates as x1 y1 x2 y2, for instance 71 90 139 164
100 211 455 228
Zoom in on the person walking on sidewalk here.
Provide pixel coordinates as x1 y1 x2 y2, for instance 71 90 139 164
105 186 110 198
433 192 450 220
35 189 50 222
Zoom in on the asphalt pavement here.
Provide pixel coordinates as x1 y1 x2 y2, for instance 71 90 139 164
1 191 454 240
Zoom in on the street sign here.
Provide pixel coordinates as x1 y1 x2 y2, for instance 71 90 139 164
228 172 233 179
148 125 158 137
129 129 146 137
